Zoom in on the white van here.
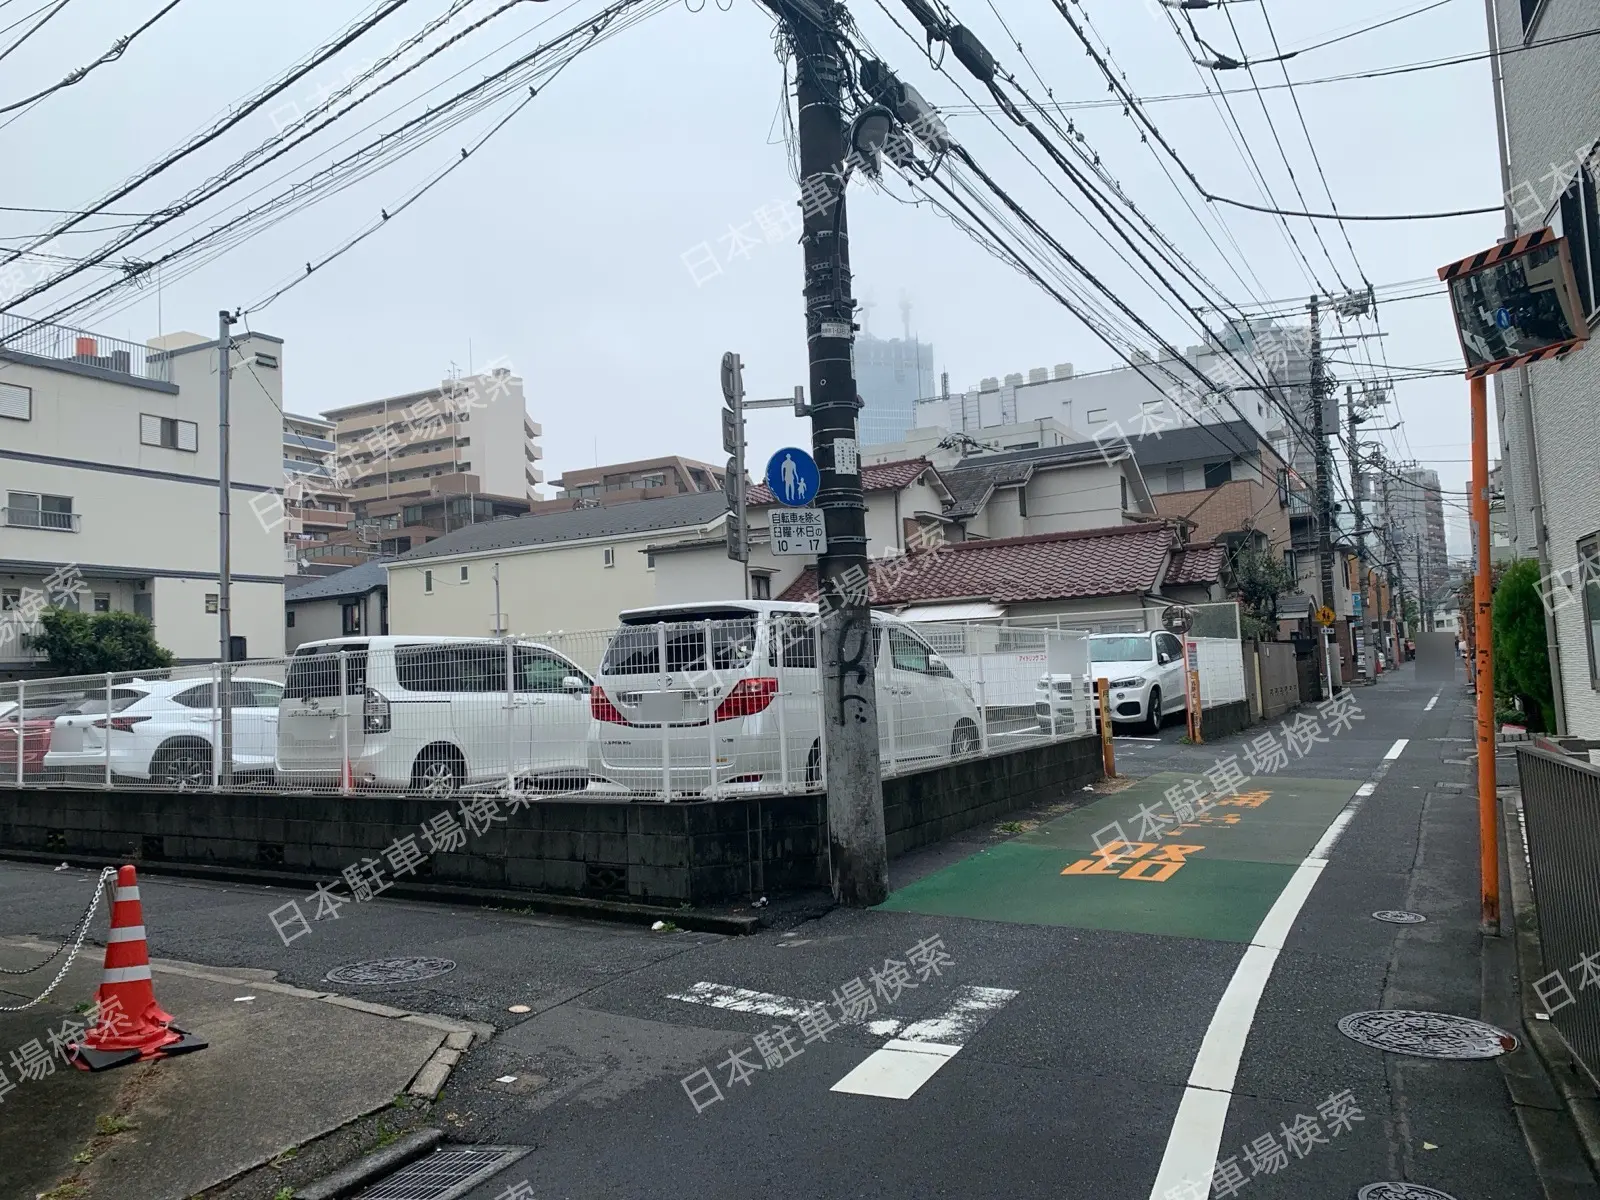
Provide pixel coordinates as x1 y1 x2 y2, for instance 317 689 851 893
275 636 594 795
587 601 982 797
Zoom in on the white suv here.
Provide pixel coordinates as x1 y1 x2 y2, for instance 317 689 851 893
275 636 594 795
1036 631 1188 735
587 601 982 798
44 677 285 787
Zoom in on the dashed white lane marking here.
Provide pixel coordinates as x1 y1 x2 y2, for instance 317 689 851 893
1424 692 1440 711
1145 738 1409 1198
667 981 905 1038
831 985 1018 1100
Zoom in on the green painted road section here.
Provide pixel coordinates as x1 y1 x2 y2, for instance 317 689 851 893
879 772 1358 943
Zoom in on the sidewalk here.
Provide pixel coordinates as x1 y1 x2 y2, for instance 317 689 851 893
0 932 485 1200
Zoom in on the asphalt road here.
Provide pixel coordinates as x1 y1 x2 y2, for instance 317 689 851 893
0 660 1546 1199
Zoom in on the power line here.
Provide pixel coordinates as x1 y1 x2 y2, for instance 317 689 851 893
0 0 73 67
0 0 190 117
1191 0 1456 69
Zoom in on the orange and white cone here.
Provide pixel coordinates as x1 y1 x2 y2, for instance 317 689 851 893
67 865 206 1072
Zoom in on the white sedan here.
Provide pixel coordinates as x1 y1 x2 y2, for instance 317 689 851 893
44 677 284 788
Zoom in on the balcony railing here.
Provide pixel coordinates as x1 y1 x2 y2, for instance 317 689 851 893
284 432 336 453
0 314 171 383
2 507 80 532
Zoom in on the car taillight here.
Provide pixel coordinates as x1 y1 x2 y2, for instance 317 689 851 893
363 687 391 734
93 716 149 732
714 678 778 721
591 685 629 724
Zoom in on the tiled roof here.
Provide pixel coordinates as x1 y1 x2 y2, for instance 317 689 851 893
777 523 1183 606
282 559 392 602
747 457 936 507
1166 542 1226 586
939 460 1036 519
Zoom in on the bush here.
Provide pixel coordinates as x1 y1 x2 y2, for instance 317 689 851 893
1491 559 1554 731
34 609 175 677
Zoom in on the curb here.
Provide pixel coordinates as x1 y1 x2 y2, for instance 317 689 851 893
293 1127 445 1200
0 848 762 935
1501 793 1600 1182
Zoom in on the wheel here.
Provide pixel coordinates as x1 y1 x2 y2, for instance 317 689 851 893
950 719 980 757
804 740 822 787
411 745 464 797
1143 687 1163 735
153 740 213 791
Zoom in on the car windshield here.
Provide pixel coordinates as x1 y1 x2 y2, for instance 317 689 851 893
1090 636 1153 663
602 612 758 676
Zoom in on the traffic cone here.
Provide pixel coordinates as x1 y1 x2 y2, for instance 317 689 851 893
67 865 206 1072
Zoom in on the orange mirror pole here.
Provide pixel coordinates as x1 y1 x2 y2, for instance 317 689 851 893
1471 373 1500 932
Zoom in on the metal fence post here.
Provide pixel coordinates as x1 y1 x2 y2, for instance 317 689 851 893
975 637 989 752
884 669 898 773
103 673 113 788
14 678 24 786
209 663 221 791
704 619 717 801
338 651 351 798
504 635 516 797
657 621 671 803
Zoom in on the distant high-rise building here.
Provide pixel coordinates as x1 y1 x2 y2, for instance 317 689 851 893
1384 465 1450 622
855 327 934 447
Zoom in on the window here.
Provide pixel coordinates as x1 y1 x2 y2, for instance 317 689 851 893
751 574 772 600
889 627 930 673
341 602 361 635
424 569 433 594
238 681 283 707
515 647 583 692
1203 461 1234 488
1 589 18 611
93 593 110 613
459 565 469 582
5 492 76 531
457 462 471 472
646 552 656 570
603 547 616 568
1086 408 1108 425
454 644 508 692
1017 487 1028 518
395 646 459 692
0 381 31 421
768 614 818 668
254 352 279 369
1519 0 1542 33
456 437 470 447
286 609 296 628
285 643 369 697
1165 467 1186 492
205 594 219 614
402 505 424 525
1120 477 1129 511
172 684 215 709
1284 549 1299 581
1580 533 1600 688
139 414 199 452
1553 148 1599 319
1157 633 1184 663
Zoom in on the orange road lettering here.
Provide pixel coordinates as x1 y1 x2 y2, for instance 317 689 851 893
1061 841 1205 883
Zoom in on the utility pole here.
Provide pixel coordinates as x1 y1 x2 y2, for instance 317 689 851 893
1347 385 1370 679
217 310 235 790
768 0 886 905
1308 295 1337 694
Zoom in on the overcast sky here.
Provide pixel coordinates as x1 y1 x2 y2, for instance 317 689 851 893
1 0 1506 554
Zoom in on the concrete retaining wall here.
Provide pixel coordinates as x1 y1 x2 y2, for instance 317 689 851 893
1200 700 1252 743
0 737 1103 907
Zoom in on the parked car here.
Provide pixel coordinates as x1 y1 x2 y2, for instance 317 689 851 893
274 636 595 796
587 601 982 798
42 679 285 788
1036 630 1189 735
0 698 85 780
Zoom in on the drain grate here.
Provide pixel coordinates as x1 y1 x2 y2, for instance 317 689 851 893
1338 1010 1517 1059
1357 1185 1460 1200
357 1146 529 1200
1372 911 1427 924
1434 782 1467 792
326 957 456 987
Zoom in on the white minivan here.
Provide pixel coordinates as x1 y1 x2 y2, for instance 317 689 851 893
587 601 983 797
275 636 594 795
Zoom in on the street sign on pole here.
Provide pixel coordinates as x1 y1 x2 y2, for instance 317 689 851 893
721 353 747 569
770 508 827 556
765 447 820 508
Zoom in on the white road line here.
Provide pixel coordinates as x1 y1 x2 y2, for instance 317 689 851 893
1145 748 1405 1198
667 981 905 1037
1424 692 1440 711
831 985 1018 1100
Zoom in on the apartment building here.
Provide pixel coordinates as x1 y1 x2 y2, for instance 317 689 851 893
0 319 285 673
321 367 543 511
281 411 355 569
531 456 724 514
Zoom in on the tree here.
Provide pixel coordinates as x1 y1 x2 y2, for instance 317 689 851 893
1492 558 1555 731
1227 545 1296 640
34 609 175 677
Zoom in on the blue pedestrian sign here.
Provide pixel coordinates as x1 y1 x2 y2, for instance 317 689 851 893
1495 307 1511 329
765 447 819 508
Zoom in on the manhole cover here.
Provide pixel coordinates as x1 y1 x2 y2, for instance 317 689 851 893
325 957 456 986
1338 1010 1517 1059
1372 911 1428 924
1357 1185 1460 1200
357 1146 528 1200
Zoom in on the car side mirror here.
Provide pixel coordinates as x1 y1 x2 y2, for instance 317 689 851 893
1158 652 1170 665
562 675 587 692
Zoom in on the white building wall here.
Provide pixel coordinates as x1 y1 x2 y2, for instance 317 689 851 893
1492 0 1600 735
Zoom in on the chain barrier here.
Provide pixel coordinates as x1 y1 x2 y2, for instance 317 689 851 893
0 866 115 1012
